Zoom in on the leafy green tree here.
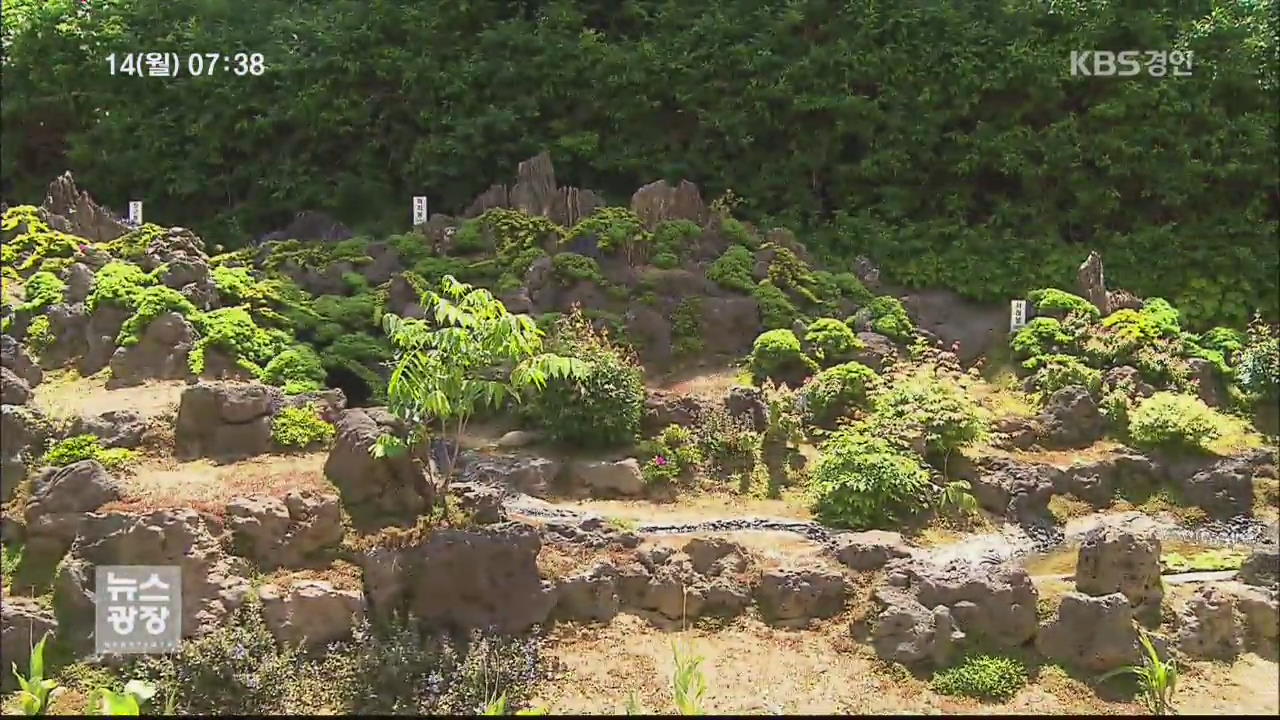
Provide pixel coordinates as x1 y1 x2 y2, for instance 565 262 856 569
375 275 586 517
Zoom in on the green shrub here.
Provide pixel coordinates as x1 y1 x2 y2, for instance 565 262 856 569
694 407 758 477
803 317 863 366
44 434 138 472
1237 315 1279 400
261 345 327 393
551 252 606 285
1128 392 1224 451
313 293 379 329
1024 354 1102 397
26 314 53 353
117 285 199 346
671 297 703 356
801 361 877 426
809 430 933 529
752 280 799 330
642 454 681 486
1028 288 1101 319
271 405 336 449
707 244 756 293
748 329 818 385
1011 316 1074 359
652 219 701 267
931 655 1028 701
87 261 154 312
527 311 644 448
188 306 286 377
868 369 989 457
565 207 649 260
852 296 914 341
719 217 758 249
1197 326 1247 362
17 271 66 313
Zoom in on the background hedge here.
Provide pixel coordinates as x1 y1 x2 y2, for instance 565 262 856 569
2 0 1276 326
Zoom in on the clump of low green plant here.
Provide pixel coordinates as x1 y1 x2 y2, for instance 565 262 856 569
651 219 700 269
1161 548 1247 573
1127 392 1224 451
10 631 58 716
271 406 336 450
188 306 289 378
565 207 649 263
1237 314 1279 402
694 407 759 478
800 361 877 427
260 345 327 394
26 315 53 353
1028 288 1102 320
752 279 799 330
87 679 159 716
86 261 155 312
526 309 644 449
671 297 703 356
803 317 863 366
671 641 708 716
930 654 1028 702
43 434 138 472
808 429 933 530
707 244 756 293
551 252 606 285
748 328 818 385
117 285 199 346
1011 316 1077 360
866 367 990 459
16 271 66 314
1099 627 1178 715
1023 353 1102 398
850 296 915 341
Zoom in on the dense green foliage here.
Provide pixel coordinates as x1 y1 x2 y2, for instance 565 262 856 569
808 430 933 530
1028 288 1101 320
850 297 915 342
1127 391 1225 451
931 655 1028 702
6 1 1272 326
527 310 644 449
693 406 758 478
43 434 138 472
707 245 756 293
270 405 336 449
260 345 328 394
803 317 863 366
867 369 990 458
747 329 817 385
800 361 877 427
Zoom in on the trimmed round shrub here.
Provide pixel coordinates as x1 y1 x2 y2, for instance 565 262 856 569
854 296 914 341
1028 288 1101 319
868 370 990 457
809 431 933 529
801 361 877 426
262 345 328 394
44 434 138 472
748 329 818 385
752 279 799 330
930 655 1028 701
803 317 864 366
1011 316 1073 359
1128 392 1224 451
707 244 756 293
1024 354 1102 397
271 406 336 450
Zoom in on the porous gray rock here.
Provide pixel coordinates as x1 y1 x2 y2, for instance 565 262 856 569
964 457 1060 522
226 491 344 569
700 296 762 357
1074 524 1163 622
1174 585 1241 660
724 385 768 432
643 391 706 433
553 561 622 623
1187 358 1227 408
495 430 541 449
1178 454 1260 519
1076 251 1110 315
1036 592 1140 672
569 458 645 497
447 482 508 524
831 530 913 571
62 263 94 304
175 382 282 462
40 171 130 243
460 452 562 497
1036 385 1104 449
324 408 433 527
38 303 88 370
52 509 251 655
755 568 848 626
1 598 58 691
360 522 556 633
900 289 1007 363
1239 547 1279 588
1 405 51 504
1102 365 1155 399
0 365 31 405
629 179 708 229
1 334 42 387
78 304 130 376
258 210 354 244
259 580 364 650
69 409 147 449
870 588 962 666
851 332 900 372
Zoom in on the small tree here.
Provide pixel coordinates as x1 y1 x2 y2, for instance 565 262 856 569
374 275 586 518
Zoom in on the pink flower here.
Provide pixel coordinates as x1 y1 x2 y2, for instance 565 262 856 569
653 456 668 467
78 244 89 254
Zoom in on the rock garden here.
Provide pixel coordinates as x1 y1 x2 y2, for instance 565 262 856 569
1 164 1277 715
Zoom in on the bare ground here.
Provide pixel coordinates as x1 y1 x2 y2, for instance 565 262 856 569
31 371 187 422
101 452 332 514
531 613 1279 715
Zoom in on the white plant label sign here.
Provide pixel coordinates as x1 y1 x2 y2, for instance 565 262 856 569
128 201 143 224
412 196 428 226
1010 299 1028 333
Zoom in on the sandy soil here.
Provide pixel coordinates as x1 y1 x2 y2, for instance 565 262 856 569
31 372 187 421
101 452 332 514
531 613 1279 716
553 487 814 524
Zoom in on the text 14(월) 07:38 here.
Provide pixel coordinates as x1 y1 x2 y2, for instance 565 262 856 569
106 52 266 77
